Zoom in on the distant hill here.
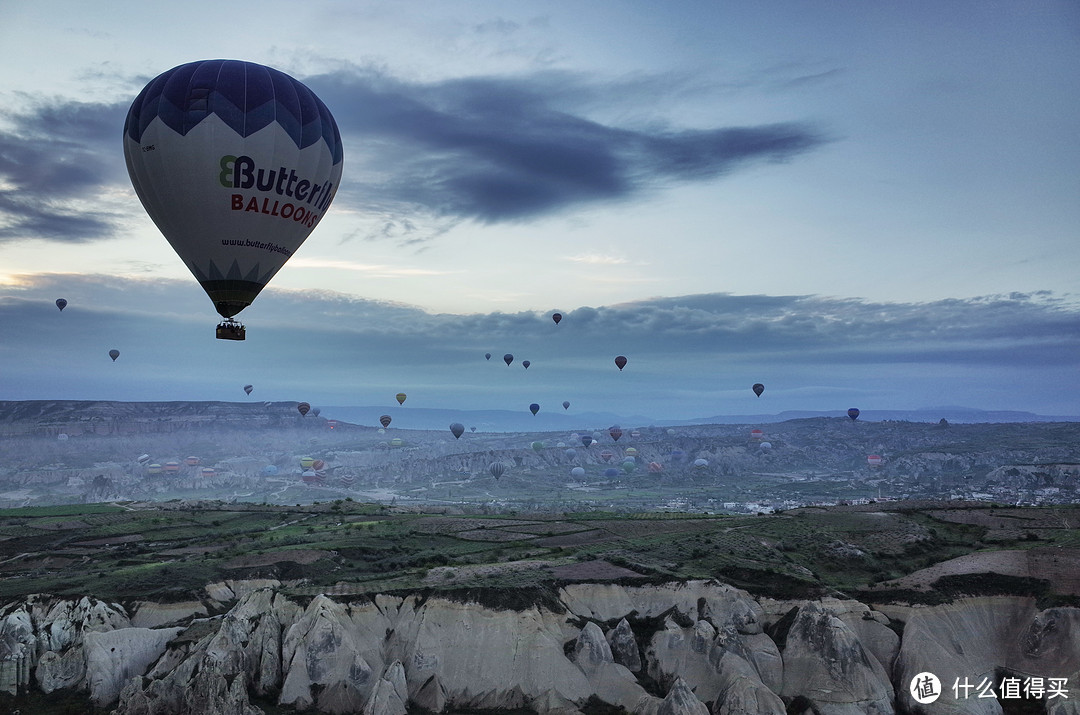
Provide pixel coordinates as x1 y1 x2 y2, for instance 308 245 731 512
0 400 1074 437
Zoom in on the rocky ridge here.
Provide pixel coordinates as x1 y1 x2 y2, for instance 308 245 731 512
0 581 1076 714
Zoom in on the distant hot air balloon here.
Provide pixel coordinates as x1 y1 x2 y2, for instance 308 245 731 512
552 312 562 325
609 425 623 442
396 393 407 405
562 401 570 410
570 466 585 478
614 355 627 371
752 383 765 397
581 435 593 448
529 403 540 415
648 462 663 473
522 360 530 370
485 353 491 361
503 353 514 366
600 450 613 462
565 448 577 459
867 454 883 467
449 422 465 439
55 298 67 312
379 415 392 428
603 468 619 478
624 447 638 457
531 441 545 453
693 458 709 468
244 384 253 395
847 408 861 422
312 407 321 417
488 462 506 480
109 349 120 361
297 402 310 416
123 59 344 340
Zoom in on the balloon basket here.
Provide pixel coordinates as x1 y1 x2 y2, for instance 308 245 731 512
216 320 246 341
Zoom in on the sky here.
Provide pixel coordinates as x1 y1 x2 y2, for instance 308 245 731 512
0 1 1078 421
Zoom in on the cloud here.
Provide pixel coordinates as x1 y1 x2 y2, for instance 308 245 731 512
310 67 825 224
0 98 129 242
0 65 824 245
1 275 1077 414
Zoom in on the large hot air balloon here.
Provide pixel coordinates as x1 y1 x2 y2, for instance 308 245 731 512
552 312 562 325
243 384 253 395
562 401 570 410
488 462 506 480
449 423 465 439
752 383 765 397
529 403 540 415
522 360 530 370
379 415 392 428
847 408 861 422
396 393 407 405
614 355 627 371
609 425 623 442
297 402 310 416
55 299 67 312
109 349 120 361
123 59 344 340
503 354 514 366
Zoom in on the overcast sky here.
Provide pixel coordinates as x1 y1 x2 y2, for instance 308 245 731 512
1 1 1078 420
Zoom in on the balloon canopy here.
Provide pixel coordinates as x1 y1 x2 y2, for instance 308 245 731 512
552 312 562 324
108 349 120 361
449 423 465 439
562 401 570 410
503 354 513 366
243 384 253 395
123 59 343 334
529 403 540 415
847 408 861 421
522 360 530 369
752 383 765 397
379 415 392 428
297 402 310 416
614 355 627 370
396 393 407 405
55 298 67 311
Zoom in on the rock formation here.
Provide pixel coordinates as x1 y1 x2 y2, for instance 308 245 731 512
0 581 1072 714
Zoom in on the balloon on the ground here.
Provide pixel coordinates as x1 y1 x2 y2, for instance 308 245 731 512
123 59 343 339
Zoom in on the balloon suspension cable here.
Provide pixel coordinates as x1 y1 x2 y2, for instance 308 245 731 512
216 319 246 341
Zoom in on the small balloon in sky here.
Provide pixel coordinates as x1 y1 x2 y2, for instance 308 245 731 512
109 349 120 361
614 355 627 371
55 298 67 311
752 383 765 397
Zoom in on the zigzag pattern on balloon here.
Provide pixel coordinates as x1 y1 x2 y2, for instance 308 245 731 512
124 59 343 164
